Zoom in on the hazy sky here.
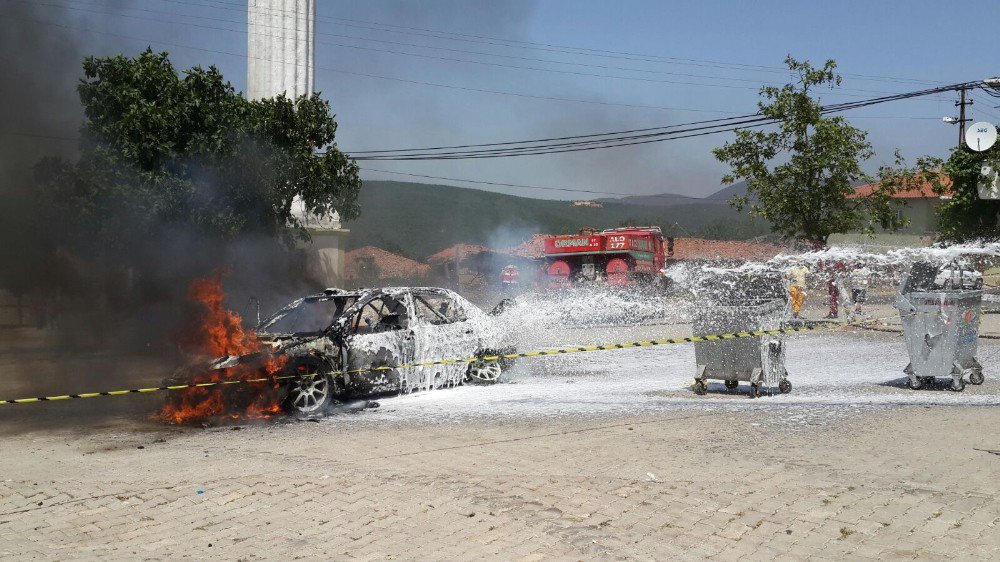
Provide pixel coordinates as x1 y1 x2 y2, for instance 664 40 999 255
16 0 1000 199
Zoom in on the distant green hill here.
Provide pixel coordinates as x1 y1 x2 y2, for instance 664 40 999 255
345 181 769 260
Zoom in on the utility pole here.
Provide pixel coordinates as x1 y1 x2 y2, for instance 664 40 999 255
956 86 974 148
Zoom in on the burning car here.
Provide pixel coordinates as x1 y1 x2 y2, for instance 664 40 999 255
164 286 513 420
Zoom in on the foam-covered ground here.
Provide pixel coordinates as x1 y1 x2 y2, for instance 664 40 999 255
353 329 1000 423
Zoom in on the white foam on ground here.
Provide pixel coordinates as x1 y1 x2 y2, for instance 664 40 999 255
343 330 1000 424
336 242 1000 425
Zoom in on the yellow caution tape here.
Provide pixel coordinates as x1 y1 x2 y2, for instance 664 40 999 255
0 315 905 406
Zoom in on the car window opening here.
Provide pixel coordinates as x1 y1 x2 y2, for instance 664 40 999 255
260 296 358 335
353 296 408 334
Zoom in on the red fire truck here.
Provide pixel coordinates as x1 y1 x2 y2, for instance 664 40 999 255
542 226 674 287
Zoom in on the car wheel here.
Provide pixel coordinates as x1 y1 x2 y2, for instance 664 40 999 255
465 357 503 385
287 362 336 415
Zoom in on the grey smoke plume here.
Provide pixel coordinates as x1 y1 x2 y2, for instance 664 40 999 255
0 2 85 296
0 2 325 431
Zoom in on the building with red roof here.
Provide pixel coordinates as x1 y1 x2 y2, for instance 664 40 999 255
848 174 952 235
345 246 430 285
830 173 952 247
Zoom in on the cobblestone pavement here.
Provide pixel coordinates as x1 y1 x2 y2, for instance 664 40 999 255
1 406 998 560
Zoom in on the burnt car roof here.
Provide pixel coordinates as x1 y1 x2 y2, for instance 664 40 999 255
312 286 459 299
256 287 473 336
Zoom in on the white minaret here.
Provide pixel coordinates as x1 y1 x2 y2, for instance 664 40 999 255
247 0 315 101
247 0 347 288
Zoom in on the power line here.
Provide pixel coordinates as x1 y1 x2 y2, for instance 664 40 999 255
6 4 984 162
147 0 945 93
343 82 983 160
971 95 1000 122
165 0 942 87
33 0 934 99
361 168 645 197
3 8 741 116
350 113 760 155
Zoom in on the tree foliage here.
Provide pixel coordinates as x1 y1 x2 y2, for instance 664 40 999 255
39 49 361 266
713 56 907 246
891 143 1000 241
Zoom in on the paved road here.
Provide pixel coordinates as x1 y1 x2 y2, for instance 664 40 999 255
1 406 998 560
2 318 1000 560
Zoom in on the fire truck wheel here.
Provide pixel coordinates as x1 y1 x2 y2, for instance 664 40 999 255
724 380 738 390
466 358 502 385
286 362 336 415
970 370 985 385
778 379 792 394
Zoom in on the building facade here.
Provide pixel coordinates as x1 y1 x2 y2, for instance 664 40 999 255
830 177 952 247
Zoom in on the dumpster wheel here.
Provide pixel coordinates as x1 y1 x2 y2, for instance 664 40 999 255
749 383 762 398
951 378 966 392
693 379 708 395
970 370 985 385
906 377 924 390
778 379 792 394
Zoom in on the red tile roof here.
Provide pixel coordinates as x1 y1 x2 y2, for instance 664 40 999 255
503 234 548 259
426 244 494 265
850 174 953 199
346 246 429 279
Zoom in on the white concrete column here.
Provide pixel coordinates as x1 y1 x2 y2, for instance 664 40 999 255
247 0 315 101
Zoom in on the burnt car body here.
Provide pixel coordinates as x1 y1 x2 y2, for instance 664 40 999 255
170 287 512 416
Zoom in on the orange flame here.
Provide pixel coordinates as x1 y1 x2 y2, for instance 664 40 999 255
160 270 288 424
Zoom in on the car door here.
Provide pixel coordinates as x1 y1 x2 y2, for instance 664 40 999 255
343 293 415 394
411 290 478 389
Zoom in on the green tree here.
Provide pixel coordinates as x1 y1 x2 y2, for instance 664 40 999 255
39 49 361 266
894 144 1000 241
713 56 906 247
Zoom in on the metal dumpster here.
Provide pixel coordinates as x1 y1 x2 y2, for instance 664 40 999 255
692 270 791 398
894 262 985 392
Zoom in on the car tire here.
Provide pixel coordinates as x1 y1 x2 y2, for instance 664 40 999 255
285 361 337 415
465 355 503 385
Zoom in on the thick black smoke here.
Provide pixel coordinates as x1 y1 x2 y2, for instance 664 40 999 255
0 2 83 296
0 2 323 432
